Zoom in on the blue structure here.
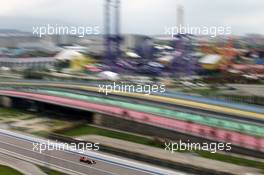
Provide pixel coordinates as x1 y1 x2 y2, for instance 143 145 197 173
172 34 201 76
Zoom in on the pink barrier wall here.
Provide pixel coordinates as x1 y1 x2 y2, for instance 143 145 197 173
1 90 263 152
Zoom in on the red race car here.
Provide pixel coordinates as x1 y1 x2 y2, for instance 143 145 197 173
80 156 96 164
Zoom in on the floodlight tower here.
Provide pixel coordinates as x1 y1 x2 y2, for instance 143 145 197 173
115 0 121 57
104 0 121 62
105 0 112 61
177 4 184 29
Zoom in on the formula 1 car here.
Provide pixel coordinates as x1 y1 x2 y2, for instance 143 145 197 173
80 156 96 164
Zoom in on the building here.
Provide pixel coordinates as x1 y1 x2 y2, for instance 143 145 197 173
177 5 184 28
0 57 55 71
70 55 96 71
199 54 223 70
55 49 97 72
122 34 148 50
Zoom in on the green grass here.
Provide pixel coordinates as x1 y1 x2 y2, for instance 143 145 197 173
61 124 163 147
0 165 24 175
31 131 50 137
0 108 24 118
182 88 219 96
39 166 68 175
197 151 264 172
0 108 35 120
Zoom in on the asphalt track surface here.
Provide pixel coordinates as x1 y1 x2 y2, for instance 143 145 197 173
0 130 188 175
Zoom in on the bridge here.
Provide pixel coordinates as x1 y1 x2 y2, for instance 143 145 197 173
0 80 263 157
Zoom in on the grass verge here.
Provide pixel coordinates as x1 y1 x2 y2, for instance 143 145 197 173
197 151 264 172
60 124 163 147
0 165 24 175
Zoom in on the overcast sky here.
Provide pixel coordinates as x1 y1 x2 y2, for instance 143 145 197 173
0 0 263 35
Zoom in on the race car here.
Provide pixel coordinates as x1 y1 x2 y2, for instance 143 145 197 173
80 156 96 164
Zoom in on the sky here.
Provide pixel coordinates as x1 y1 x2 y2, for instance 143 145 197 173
0 0 263 35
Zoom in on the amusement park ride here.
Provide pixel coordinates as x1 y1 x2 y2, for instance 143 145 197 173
103 1 200 76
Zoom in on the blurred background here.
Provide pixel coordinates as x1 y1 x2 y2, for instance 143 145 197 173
0 1 263 175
